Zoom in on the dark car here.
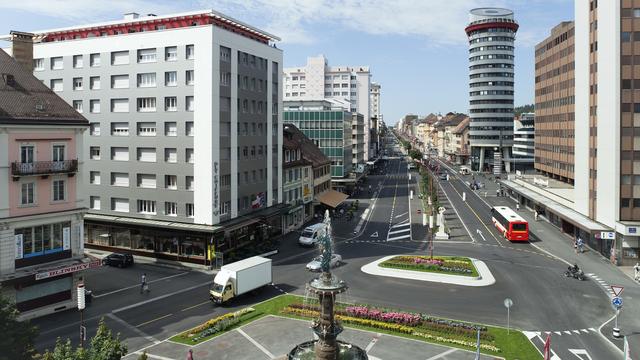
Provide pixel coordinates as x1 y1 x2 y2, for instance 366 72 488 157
102 253 134 268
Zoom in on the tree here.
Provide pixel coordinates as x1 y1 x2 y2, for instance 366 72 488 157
39 318 127 360
409 149 423 160
0 294 38 360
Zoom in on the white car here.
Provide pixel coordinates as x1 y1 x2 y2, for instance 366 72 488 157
306 254 342 272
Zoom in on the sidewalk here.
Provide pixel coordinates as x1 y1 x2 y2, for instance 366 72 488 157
85 248 216 274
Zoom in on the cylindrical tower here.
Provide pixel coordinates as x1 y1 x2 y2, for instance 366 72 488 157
466 8 518 174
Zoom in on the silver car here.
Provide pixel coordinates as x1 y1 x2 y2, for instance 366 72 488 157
306 254 343 271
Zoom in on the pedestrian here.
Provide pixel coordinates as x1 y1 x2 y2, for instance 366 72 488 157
534 211 538 221
634 262 640 282
187 349 194 360
577 237 584 254
496 188 500 197
140 273 147 294
516 203 520 211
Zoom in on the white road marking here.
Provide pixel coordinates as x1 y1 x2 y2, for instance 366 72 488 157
424 348 457 360
569 348 593 360
364 336 379 352
106 313 160 345
391 222 411 229
93 272 190 298
387 234 412 241
136 353 175 360
112 281 212 314
371 231 379 238
476 229 486 241
395 212 408 218
237 328 276 359
388 228 411 235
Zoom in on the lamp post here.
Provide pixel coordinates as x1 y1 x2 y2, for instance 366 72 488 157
77 282 86 348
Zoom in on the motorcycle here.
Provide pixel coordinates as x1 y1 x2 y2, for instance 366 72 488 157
564 266 586 281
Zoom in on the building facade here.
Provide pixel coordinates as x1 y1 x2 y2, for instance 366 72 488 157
513 112 535 171
466 8 518 174
0 39 94 319
351 113 365 168
283 55 371 159
282 135 309 232
12 10 284 263
534 21 575 183
283 101 353 192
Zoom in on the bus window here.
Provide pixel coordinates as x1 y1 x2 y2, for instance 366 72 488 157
512 223 527 231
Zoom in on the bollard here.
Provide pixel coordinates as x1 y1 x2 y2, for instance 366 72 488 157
613 327 621 338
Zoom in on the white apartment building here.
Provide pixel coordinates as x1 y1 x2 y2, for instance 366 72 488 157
5 10 284 264
371 82 381 121
283 55 372 159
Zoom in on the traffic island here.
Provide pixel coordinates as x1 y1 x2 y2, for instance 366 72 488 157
361 255 496 287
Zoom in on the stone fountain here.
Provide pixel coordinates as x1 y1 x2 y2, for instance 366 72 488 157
288 211 368 360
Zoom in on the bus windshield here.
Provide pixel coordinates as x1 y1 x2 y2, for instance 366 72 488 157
512 223 527 232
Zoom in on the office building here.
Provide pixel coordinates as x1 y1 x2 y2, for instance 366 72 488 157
466 8 518 174
0 36 96 319
7 10 284 263
534 21 575 183
513 112 535 171
283 55 372 159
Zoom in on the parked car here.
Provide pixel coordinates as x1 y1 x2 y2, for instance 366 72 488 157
306 254 342 271
439 172 448 181
102 253 134 268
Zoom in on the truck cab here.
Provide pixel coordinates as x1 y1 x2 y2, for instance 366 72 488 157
210 276 234 304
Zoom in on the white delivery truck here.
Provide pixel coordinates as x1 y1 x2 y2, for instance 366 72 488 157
209 256 272 304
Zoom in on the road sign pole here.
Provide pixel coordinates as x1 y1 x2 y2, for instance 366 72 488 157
507 306 510 335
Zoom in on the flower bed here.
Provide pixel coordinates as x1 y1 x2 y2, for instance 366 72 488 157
379 256 478 277
281 306 500 353
179 307 255 343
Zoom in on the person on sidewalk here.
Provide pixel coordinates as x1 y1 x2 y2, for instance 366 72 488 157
577 237 584 254
187 349 194 360
516 203 520 211
534 211 539 221
634 262 640 282
574 239 578 253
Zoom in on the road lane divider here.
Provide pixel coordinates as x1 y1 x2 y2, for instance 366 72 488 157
136 313 173 328
92 272 190 298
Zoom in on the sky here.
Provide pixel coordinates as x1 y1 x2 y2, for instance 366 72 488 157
0 0 574 125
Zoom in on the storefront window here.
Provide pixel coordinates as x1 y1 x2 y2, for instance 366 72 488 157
16 221 69 258
113 228 131 248
160 236 179 254
131 232 155 251
34 226 43 253
19 227 33 255
42 224 52 252
53 223 63 249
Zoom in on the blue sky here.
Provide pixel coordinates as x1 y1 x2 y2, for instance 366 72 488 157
0 0 573 125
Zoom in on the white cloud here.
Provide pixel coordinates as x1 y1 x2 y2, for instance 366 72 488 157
0 0 180 22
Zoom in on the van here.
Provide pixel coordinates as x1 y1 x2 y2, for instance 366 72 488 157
298 223 328 246
459 166 471 175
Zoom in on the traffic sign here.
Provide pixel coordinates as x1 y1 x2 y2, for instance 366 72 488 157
611 285 624 297
600 232 615 240
504 298 513 309
612 297 623 309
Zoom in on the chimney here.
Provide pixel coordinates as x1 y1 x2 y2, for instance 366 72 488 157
124 12 140 20
10 31 34 72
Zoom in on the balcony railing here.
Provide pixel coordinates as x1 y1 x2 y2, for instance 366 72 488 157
12 160 78 177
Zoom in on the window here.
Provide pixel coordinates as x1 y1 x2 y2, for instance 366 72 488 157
73 55 83 68
137 122 156 136
137 147 156 162
50 79 63 92
186 96 194 111
185 122 194 136
90 53 101 67
21 183 35 205
137 174 156 188
137 97 156 112
111 98 129 112
186 45 194 59
165 202 178 216
186 176 194 191
111 147 129 161
90 171 101 185
71 77 83 91
137 48 157 63
111 51 129 65
52 180 65 201
165 46 177 61
165 148 177 163
33 58 44 71
111 122 129 136
52 145 64 161
165 71 177 86
164 122 177 136
165 97 177 112
186 70 194 85
186 203 194 218
137 200 156 214
220 71 230 86
51 57 63 70
73 100 83 113
137 73 156 87
90 196 101 210
90 76 101 90
185 148 194 163
90 146 100 160
90 99 101 113
165 175 177 189
111 172 129 187
111 74 129 89
89 123 101 136
112 198 129 213
220 46 231 62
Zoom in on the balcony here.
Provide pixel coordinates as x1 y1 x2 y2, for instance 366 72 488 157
12 160 78 178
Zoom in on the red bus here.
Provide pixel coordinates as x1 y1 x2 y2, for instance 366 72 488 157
491 206 529 241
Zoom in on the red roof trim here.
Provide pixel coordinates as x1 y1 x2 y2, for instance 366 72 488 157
465 22 519 36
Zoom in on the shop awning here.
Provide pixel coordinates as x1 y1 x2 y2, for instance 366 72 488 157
316 190 349 208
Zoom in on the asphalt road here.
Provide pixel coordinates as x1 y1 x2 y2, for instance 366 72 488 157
30 142 620 359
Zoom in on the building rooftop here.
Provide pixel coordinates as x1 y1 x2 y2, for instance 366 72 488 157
0 50 88 126
283 124 331 168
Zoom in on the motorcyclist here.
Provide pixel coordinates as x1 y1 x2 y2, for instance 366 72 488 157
568 264 580 274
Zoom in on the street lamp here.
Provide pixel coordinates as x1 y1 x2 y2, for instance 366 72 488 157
77 282 86 348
